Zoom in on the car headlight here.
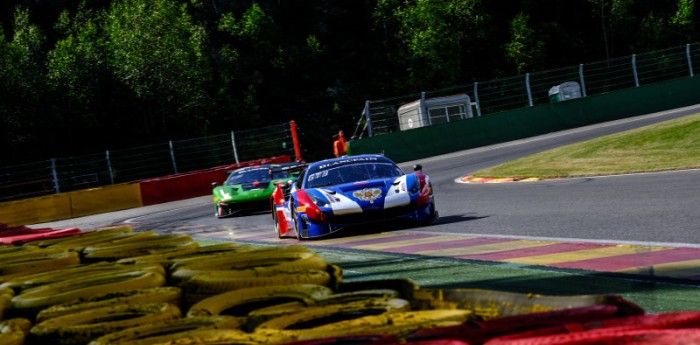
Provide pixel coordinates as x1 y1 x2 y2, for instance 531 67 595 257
219 190 233 201
308 193 330 207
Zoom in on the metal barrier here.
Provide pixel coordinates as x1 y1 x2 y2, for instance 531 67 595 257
353 43 700 138
0 121 301 202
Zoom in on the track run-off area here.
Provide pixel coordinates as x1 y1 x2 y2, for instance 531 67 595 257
34 104 700 313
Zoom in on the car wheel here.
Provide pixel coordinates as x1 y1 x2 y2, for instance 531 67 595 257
428 199 439 223
292 203 303 241
273 209 283 239
216 205 226 218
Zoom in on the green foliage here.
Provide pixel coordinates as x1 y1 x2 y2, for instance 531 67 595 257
0 7 48 161
505 13 545 74
104 0 212 137
0 0 698 164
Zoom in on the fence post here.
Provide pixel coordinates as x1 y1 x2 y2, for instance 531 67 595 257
364 101 373 137
473 82 482 117
169 141 178 174
525 73 533 106
687 44 694 77
632 54 640 87
106 150 115 184
420 92 429 125
290 120 302 162
230 131 240 164
579 64 588 97
50 158 60 194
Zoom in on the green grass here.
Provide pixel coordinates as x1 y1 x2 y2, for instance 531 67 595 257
474 112 700 179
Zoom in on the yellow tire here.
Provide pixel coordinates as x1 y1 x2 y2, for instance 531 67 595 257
0 262 165 294
295 309 474 341
0 251 80 276
171 251 328 285
168 244 310 272
0 247 70 265
255 298 411 331
246 289 401 328
30 303 181 345
182 269 332 295
35 226 133 250
186 284 333 318
0 245 39 256
36 286 182 322
96 328 293 345
82 234 196 262
87 315 244 345
11 270 165 313
0 318 31 345
116 243 244 266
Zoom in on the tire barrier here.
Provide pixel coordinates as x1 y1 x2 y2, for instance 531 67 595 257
186 284 334 318
87 315 245 345
1 224 696 345
0 318 31 345
30 303 181 345
10 270 166 315
82 233 198 262
36 287 182 322
0 262 165 294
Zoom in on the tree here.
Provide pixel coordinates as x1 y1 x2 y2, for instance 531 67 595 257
103 0 212 140
46 5 114 152
373 0 491 89
0 7 49 162
505 13 545 74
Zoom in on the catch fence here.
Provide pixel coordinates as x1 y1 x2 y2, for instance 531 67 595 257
0 121 301 202
353 43 700 138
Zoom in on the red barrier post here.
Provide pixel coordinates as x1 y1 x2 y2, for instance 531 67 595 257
291 120 303 162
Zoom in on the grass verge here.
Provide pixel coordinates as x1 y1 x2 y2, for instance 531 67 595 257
474 112 700 179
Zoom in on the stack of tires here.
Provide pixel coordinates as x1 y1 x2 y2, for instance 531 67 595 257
0 225 698 345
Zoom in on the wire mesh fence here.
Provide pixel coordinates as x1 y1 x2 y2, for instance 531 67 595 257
0 121 299 202
353 42 700 139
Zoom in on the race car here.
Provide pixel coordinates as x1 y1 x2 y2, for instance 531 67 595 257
271 154 438 239
212 162 306 218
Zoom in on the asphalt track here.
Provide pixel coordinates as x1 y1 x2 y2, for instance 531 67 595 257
32 104 700 313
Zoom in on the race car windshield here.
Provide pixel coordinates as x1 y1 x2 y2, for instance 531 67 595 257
305 162 403 188
225 168 271 185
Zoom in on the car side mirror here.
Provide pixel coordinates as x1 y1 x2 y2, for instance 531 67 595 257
211 182 218 187
413 164 423 172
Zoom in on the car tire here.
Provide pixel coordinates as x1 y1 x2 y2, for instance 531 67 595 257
273 210 283 239
216 205 226 218
292 203 303 241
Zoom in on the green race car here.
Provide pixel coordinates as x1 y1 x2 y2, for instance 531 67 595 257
212 163 306 218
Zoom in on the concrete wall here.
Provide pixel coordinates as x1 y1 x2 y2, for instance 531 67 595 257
0 156 291 227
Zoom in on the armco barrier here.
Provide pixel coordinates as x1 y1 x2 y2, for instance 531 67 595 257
348 76 700 163
138 156 292 206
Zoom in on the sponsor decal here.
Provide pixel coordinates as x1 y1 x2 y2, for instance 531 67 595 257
297 206 307 213
317 157 380 170
353 188 382 204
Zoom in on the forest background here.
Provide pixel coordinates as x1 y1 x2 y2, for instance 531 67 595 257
1 0 697 164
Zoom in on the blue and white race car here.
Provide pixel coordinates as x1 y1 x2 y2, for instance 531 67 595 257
271 154 438 239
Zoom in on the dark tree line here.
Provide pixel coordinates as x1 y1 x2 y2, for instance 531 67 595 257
1 0 697 164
